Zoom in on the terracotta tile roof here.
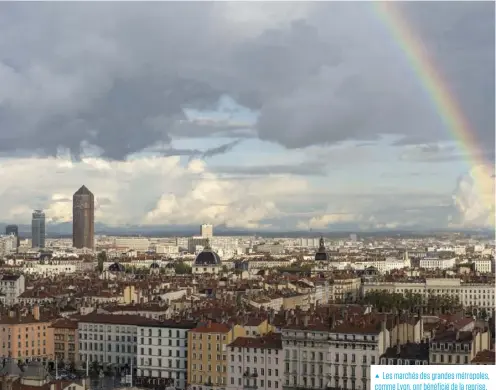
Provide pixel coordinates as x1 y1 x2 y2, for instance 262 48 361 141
191 322 231 334
78 312 161 326
228 332 282 350
471 349 495 364
50 318 78 330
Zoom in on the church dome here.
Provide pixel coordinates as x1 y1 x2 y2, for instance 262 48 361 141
194 240 221 266
108 262 125 272
314 237 330 261
150 262 160 269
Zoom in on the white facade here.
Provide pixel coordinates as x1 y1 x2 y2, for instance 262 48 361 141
363 278 495 310
78 315 148 368
200 224 213 238
0 274 25 305
114 237 150 252
137 322 195 389
282 323 388 390
419 256 456 270
473 259 492 274
0 234 17 255
155 245 180 255
23 263 77 276
227 335 284 390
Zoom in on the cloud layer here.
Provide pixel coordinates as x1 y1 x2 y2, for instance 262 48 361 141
0 2 493 158
0 2 493 230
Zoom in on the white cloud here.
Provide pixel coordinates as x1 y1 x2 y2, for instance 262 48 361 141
451 164 495 227
297 213 358 230
0 155 307 229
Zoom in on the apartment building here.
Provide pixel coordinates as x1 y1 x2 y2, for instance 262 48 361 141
419 256 456 270
362 278 495 311
0 274 25 306
188 321 246 390
136 320 197 389
77 313 158 369
226 333 283 390
281 315 389 390
0 306 54 363
328 277 361 303
429 328 491 365
281 317 331 390
326 318 389 390
51 317 79 365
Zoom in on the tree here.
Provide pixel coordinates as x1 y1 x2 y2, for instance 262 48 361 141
97 251 107 273
174 262 192 275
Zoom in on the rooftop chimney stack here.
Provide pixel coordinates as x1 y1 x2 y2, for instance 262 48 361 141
32 305 40 321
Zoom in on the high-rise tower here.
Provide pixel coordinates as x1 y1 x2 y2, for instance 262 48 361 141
73 185 95 249
31 210 45 248
5 224 20 249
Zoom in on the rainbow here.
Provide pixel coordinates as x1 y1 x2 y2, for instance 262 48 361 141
373 1 495 224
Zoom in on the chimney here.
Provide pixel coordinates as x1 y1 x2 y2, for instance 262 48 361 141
32 305 40 321
330 314 336 329
303 315 309 328
207 320 212 329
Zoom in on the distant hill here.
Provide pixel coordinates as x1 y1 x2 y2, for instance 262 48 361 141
0 221 493 239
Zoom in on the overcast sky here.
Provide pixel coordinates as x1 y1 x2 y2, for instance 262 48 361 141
0 2 494 231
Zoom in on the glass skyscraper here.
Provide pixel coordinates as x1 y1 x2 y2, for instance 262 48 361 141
31 210 45 248
5 224 20 248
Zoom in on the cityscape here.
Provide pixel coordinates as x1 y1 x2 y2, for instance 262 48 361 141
0 2 494 390
0 183 494 390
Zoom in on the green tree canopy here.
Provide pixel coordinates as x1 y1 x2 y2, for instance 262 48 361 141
174 262 192 274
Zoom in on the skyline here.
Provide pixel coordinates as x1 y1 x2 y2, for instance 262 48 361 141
0 2 494 231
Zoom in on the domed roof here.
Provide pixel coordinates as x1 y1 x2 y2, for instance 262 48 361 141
314 237 330 261
150 262 160 269
108 262 125 272
194 239 221 266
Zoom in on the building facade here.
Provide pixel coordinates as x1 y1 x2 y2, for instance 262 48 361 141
73 185 95 249
51 318 79 366
77 313 158 370
188 322 246 390
31 210 45 249
0 306 54 363
201 224 214 238
5 224 20 248
0 274 25 306
227 333 283 390
136 320 197 389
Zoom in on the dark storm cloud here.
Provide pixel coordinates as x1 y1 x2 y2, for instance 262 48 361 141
0 2 492 159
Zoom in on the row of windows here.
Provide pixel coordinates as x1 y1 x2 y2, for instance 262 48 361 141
191 333 226 341
140 328 186 338
191 353 227 361
79 333 136 342
80 324 134 332
191 364 226 373
231 354 280 365
139 347 185 357
139 357 186 369
79 342 137 353
230 366 280 377
431 354 469 364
